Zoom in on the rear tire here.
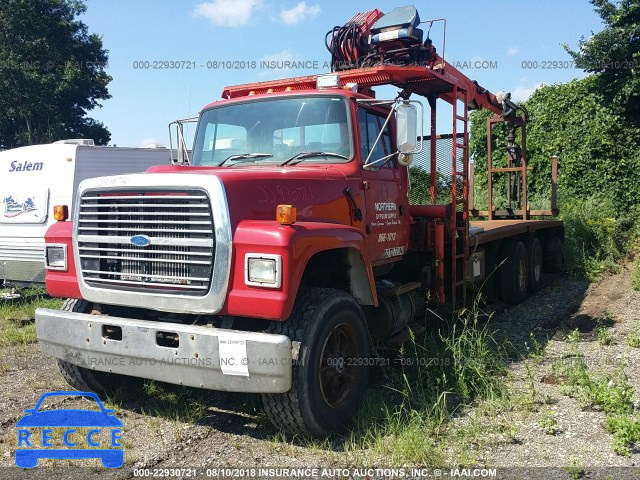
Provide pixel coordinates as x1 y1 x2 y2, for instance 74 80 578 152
526 237 544 293
499 241 529 305
262 288 369 437
57 299 139 395
480 244 500 303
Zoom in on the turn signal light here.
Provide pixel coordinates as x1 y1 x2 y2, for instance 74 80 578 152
276 205 296 225
53 205 68 221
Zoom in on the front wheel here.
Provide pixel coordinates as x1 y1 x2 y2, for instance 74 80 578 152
262 288 370 437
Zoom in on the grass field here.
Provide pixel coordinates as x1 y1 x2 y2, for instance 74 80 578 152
0 286 62 347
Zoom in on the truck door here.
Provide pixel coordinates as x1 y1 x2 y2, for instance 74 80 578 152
358 107 411 264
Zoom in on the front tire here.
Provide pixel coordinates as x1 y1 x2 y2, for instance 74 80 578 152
57 299 138 395
262 288 369 437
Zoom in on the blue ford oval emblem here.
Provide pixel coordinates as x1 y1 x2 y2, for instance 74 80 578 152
130 234 151 247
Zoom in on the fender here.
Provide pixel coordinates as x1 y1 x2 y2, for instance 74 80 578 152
221 220 377 321
44 221 81 299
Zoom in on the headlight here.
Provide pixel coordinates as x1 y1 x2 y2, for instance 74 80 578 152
244 254 281 288
45 244 67 271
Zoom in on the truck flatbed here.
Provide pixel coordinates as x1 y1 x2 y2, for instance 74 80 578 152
469 219 563 247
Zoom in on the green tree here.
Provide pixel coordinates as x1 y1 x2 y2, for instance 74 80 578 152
470 76 640 215
0 0 111 147
564 0 640 125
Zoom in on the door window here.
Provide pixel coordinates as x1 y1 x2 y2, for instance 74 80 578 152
357 109 395 168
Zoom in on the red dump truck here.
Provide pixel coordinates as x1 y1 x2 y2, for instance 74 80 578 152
35 6 563 436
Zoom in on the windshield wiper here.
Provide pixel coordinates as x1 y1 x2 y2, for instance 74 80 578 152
280 151 349 166
218 153 272 166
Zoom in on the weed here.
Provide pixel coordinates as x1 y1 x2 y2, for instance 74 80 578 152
597 326 613 346
559 344 640 455
346 296 509 464
564 454 585 479
525 332 544 363
633 260 640 291
539 410 560 435
628 332 640 348
561 196 627 281
566 329 581 345
523 362 539 410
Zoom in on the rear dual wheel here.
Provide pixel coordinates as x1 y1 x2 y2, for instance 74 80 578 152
527 237 544 293
500 236 559 304
500 241 529 304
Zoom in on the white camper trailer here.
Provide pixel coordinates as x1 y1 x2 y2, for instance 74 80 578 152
0 142 171 284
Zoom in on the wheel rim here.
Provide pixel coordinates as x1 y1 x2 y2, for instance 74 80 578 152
519 255 527 292
319 322 362 408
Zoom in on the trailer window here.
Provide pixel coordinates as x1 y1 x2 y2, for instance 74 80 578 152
192 96 353 166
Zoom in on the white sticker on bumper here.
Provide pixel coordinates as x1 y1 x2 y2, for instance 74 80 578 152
218 335 249 376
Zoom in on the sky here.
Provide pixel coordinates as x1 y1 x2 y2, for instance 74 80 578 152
80 0 606 147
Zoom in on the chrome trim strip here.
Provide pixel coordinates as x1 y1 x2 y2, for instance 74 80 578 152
81 194 208 200
79 246 211 256
79 254 211 265
82 269 211 282
79 202 210 209
84 277 209 290
76 235 214 248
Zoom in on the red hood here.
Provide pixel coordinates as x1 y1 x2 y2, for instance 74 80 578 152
145 165 358 229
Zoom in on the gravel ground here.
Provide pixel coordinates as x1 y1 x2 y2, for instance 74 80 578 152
449 265 640 469
0 268 638 479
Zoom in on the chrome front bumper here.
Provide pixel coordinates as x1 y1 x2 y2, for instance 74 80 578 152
35 308 292 393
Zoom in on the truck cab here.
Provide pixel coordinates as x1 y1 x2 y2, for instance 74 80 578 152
37 79 426 436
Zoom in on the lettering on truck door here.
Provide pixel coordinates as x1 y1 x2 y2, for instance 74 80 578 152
358 107 410 263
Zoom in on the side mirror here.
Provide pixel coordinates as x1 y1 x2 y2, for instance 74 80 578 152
396 102 418 154
168 117 198 165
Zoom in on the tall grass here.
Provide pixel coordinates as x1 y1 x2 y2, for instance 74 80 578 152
346 298 508 465
632 258 640 291
560 195 630 280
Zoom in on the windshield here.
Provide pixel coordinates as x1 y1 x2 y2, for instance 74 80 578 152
192 96 353 166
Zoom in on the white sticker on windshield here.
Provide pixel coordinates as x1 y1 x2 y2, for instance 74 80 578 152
218 335 249 377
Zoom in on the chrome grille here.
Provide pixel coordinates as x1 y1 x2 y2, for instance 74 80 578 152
77 190 214 296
